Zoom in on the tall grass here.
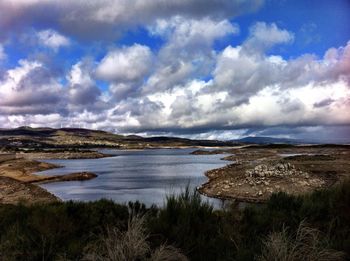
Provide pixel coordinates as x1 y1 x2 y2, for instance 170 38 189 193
150 186 237 260
258 221 346 261
83 216 187 261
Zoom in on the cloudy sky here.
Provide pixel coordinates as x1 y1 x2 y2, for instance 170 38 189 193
0 0 349 142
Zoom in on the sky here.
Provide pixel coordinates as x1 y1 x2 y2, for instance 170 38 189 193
0 0 350 142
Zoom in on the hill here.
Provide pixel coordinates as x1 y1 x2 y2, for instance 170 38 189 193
232 136 303 144
0 126 238 150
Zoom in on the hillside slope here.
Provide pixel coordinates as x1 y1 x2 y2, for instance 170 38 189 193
0 126 237 150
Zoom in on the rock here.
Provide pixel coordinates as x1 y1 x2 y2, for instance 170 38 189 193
277 164 284 171
299 181 309 186
258 172 265 177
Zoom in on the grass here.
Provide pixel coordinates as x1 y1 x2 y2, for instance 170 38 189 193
83 216 187 261
257 221 345 261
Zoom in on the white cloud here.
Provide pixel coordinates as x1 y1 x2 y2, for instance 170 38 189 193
5 113 63 129
243 22 294 54
37 29 70 50
142 17 238 94
0 59 63 115
116 39 350 134
149 16 239 50
96 44 152 82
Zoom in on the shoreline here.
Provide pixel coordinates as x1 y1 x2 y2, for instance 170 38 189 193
197 163 268 204
195 146 349 203
1 145 349 205
0 150 108 204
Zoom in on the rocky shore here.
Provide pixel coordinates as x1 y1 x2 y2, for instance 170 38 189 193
197 146 350 202
0 151 104 204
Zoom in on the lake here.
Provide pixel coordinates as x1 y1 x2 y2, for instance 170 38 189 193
36 149 229 207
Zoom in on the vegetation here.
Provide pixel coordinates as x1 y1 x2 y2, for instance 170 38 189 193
257 221 345 261
0 181 349 260
83 216 187 261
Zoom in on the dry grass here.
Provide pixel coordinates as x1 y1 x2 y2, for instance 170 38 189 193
257 221 346 261
83 216 188 261
150 245 188 261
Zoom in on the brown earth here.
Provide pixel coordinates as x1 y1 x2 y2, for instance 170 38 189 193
19 150 108 160
0 176 59 205
30 172 98 184
197 146 350 202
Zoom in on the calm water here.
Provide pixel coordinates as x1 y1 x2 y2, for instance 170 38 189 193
36 149 228 207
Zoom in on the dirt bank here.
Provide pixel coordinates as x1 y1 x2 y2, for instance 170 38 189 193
0 176 59 204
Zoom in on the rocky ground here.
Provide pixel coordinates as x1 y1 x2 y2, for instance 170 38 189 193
197 145 350 202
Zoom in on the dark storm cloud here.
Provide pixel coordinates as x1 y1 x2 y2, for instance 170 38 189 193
234 125 350 143
313 98 335 108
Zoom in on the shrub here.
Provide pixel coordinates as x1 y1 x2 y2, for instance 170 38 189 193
150 187 237 260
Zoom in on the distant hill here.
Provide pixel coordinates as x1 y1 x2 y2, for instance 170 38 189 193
232 136 303 144
0 127 239 150
233 136 350 145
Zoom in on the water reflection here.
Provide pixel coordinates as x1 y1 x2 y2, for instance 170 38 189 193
37 149 228 207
